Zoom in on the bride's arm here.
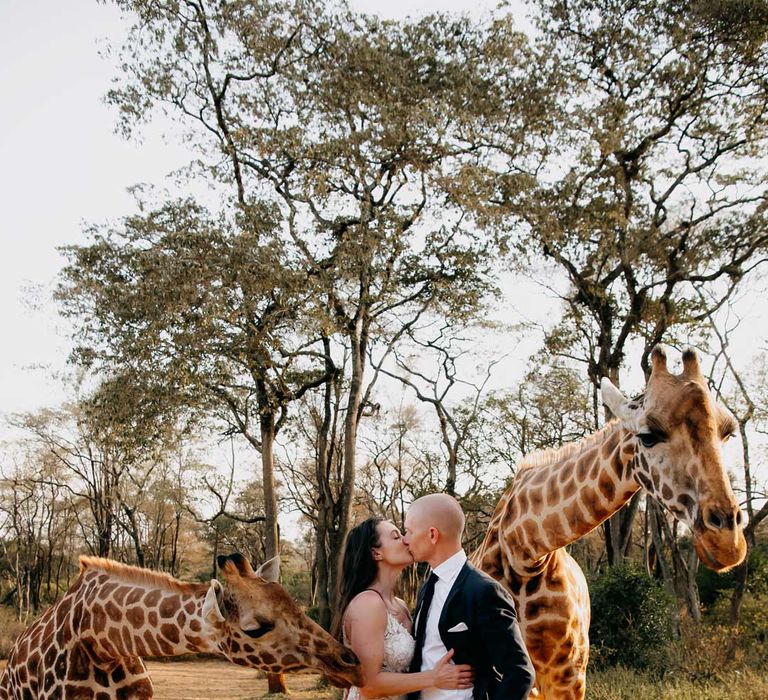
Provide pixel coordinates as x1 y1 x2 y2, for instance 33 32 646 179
345 592 473 699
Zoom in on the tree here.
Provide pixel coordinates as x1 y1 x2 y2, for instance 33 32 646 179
701 291 768 625
11 405 130 559
95 0 530 630
374 320 505 496
466 0 768 565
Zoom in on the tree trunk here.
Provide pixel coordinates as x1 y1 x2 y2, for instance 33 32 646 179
259 403 280 563
259 399 287 695
123 503 146 567
340 330 364 538
314 352 335 631
730 524 758 626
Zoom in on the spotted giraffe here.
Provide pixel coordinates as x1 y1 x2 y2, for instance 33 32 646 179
471 346 746 700
0 553 361 699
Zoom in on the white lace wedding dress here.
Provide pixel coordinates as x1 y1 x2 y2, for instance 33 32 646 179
345 611 416 700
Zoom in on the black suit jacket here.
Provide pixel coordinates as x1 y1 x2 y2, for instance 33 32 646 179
409 562 534 700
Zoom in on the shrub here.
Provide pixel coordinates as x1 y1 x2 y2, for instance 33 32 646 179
707 592 768 667
698 542 768 608
666 619 744 682
589 564 674 671
0 606 29 660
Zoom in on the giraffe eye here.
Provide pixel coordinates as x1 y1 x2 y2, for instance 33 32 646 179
243 621 275 639
638 433 660 448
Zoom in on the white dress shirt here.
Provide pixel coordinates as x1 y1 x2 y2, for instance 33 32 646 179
419 549 472 700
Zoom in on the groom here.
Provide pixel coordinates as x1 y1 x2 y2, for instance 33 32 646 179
403 494 534 700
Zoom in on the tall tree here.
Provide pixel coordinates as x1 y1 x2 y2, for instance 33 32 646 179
99 0 530 625
465 0 768 564
59 201 327 692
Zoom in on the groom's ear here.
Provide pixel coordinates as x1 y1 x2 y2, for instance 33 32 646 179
428 526 439 544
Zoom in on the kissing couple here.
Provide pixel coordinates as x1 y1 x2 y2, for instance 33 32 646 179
333 494 535 700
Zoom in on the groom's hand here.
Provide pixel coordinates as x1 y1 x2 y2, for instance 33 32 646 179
432 649 475 690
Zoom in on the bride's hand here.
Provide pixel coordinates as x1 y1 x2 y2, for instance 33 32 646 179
431 649 475 689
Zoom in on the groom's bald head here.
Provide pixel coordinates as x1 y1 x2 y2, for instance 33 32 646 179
409 494 465 541
404 494 465 567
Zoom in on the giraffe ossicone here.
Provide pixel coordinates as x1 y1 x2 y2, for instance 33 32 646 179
0 553 361 700
472 345 746 700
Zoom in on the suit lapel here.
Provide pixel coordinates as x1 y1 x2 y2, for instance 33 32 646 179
413 576 430 628
438 561 472 630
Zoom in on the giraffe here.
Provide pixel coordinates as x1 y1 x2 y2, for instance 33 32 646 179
0 552 361 700
470 346 746 700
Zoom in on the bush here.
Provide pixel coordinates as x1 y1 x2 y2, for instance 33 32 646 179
0 606 29 660
707 592 768 667
589 564 674 671
698 542 768 608
666 619 744 682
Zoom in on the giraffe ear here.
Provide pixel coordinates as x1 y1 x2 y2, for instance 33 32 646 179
600 378 642 429
254 556 281 583
202 579 225 624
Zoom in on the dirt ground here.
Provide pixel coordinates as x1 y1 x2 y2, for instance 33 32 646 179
0 658 336 700
145 660 335 700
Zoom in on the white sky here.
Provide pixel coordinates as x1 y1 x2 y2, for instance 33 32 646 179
0 0 764 517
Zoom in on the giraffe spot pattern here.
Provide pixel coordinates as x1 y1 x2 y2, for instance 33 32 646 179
127 606 145 628
93 666 110 688
161 624 180 645
159 595 181 619
144 590 161 608
113 586 131 605
105 600 122 623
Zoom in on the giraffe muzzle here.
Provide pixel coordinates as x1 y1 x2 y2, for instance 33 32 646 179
693 505 747 572
318 648 363 688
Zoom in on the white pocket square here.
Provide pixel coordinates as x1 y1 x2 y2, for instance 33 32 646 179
447 622 468 632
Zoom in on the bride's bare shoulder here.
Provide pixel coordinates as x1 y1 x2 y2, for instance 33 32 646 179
346 590 387 619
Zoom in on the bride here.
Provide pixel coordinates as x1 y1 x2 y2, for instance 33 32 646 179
333 516 474 700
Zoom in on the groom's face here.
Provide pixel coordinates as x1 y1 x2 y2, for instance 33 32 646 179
403 509 435 563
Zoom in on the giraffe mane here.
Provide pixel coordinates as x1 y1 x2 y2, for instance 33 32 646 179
79 556 205 594
517 419 622 471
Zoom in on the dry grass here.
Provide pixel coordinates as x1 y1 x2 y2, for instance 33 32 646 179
586 666 768 700
2 658 768 699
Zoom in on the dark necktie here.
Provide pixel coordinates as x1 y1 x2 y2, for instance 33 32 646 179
412 572 439 673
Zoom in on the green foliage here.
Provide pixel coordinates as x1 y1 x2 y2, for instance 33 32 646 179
491 0 768 383
589 564 674 670
698 543 768 607
281 568 312 608
707 593 768 665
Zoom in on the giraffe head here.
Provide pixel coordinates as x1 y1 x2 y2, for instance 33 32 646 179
203 553 361 687
601 345 746 572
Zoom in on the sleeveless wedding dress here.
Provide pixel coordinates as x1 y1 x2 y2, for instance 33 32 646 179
345 610 416 700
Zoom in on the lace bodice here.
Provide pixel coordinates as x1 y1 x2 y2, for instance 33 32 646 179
345 612 416 700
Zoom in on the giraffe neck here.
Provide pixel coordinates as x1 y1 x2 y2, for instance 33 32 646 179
78 569 219 659
495 420 640 564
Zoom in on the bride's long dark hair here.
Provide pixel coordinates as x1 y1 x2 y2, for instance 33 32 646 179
332 516 385 640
